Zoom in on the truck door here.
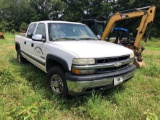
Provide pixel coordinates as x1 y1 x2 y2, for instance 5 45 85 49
31 23 47 72
21 23 37 62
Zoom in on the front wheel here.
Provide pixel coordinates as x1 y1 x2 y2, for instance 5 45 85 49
47 66 68 98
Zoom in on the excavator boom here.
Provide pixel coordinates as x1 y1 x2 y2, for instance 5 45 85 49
101 10 144 40
102 6 155 45
101 6 156 67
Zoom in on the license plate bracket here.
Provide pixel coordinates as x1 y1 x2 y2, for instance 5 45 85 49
114 77 123 86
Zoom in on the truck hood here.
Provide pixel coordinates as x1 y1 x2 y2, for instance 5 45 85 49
52 40 133 58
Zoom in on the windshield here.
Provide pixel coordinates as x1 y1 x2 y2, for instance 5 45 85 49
48 23 98 41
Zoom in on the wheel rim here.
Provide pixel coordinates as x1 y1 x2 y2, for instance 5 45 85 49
50 74 63 94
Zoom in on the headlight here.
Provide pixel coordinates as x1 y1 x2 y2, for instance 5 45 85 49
72 58 96 74
72 58 95 65
129 52 134 65
130 52 134 59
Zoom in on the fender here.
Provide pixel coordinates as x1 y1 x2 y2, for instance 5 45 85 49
46 54 69 72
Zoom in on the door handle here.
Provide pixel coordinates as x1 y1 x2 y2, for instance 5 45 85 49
31 43 34 47
24 41 26 44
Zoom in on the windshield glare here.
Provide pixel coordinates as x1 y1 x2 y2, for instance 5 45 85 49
48 23 98 41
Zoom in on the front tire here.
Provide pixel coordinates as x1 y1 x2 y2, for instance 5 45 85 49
47 66 68 98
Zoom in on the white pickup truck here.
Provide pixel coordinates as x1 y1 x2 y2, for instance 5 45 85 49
15 21 136 97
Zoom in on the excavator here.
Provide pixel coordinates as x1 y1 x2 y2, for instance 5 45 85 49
82 6 156 68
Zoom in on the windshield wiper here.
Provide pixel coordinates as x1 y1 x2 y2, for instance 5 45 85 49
79 37 96 40
53 37 77 41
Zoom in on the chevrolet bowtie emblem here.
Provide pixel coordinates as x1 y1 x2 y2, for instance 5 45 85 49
114 62 122 67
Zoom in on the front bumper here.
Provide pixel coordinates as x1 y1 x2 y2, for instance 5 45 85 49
65 65 136 95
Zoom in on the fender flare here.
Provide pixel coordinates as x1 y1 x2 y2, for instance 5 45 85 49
46 54 69 72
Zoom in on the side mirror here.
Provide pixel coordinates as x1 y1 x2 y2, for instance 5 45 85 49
32 34 45 42
97 35 101 40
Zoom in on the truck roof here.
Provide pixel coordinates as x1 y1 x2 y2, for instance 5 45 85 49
31 20 84 25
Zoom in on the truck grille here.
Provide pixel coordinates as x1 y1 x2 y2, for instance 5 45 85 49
96 55 130 64
96 64 129 73
95 55 130 73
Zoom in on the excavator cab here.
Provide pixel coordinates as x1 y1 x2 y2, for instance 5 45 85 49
81 19 105 36
112 27 135 45
113 27 128 44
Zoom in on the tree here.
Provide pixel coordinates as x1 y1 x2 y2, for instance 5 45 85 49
0 0 35 31
0 0 66 31
61 0 112 21
29 0 66 20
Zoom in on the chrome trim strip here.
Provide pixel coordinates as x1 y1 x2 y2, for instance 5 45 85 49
73 58 134 70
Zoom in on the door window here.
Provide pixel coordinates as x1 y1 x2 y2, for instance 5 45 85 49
35 23 46 39
27 23 37 38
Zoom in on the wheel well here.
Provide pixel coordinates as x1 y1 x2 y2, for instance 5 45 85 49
46 59 66 72
15 43 20 51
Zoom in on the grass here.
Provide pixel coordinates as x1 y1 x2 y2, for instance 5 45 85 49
0 33 160 120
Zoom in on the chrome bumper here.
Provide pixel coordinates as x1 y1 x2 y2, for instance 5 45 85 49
66 70 136 95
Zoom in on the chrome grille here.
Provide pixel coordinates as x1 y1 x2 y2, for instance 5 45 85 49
96 55 130 64
96 64 130 73
95 55 131 73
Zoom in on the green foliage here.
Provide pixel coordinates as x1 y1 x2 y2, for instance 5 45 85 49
11 29 16 34
0 68 16 84
85 94 111 120
62 0 112 21
19 23 29 33
150 27 158 38
0 20 8 32
0 0 113 31
10 105 39 120
0 25 160 120
143 110 159 120
142 63 160 77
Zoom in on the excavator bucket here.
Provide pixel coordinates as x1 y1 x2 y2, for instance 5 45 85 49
0 32 5 39
133 58 146 68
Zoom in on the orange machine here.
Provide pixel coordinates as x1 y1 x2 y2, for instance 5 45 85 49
83 6 156 67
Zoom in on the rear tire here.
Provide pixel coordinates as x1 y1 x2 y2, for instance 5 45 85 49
17 49 27 63
47 66 68 98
